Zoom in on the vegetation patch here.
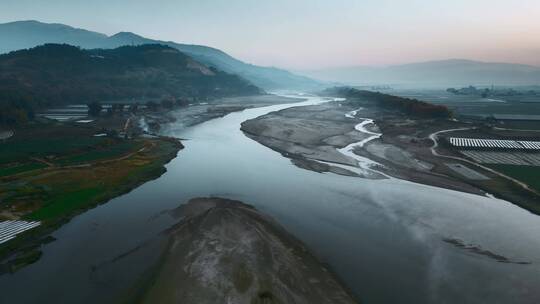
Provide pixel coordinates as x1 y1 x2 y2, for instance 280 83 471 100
325 86 452 118
0 162 46 177
55 141 143 165
0 122 182 272
488 164 540 193
0 123 105 164
27 187 104 221
0 43 261 127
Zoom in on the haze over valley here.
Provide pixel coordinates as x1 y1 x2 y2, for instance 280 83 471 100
1 1 540 303
300 59 540 87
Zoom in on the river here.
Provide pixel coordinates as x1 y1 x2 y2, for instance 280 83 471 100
1 95 540 303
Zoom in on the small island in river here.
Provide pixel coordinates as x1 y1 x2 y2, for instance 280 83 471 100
136 197 358 304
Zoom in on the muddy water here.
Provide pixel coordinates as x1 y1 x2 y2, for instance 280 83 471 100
1 95 540 304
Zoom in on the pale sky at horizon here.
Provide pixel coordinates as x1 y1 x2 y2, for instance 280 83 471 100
1 0 539 69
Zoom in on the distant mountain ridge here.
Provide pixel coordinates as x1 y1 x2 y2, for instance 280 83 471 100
301 59 540 87
0 20 320 90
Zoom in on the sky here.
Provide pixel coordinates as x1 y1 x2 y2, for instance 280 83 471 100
1 0 539 69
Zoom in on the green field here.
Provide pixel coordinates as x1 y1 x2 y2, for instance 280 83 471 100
0 135 181 272
56 141 143 165
489 164 540 193
392 89 540 126
0 122 175 224
0 122 144 168
0 135 106 164
1 137 180 223
27 187 105 221
0 162 47 177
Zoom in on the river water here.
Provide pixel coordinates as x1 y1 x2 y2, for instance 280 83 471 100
1 95 540 303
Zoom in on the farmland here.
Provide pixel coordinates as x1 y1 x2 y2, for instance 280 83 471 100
488 164 540 193
461 151 540 166
390 88 540 129
0 120 182 272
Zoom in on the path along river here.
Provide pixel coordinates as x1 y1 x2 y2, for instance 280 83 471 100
1 95 540 304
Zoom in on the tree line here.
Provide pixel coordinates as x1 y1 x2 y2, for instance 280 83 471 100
0 90 36 125
327 87 452 119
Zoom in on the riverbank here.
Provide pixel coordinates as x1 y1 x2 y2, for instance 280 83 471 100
0 94 302 273
144 94 300 133
0 122 182 272
241 102 383 178
135 197 357 304
241 97 540 214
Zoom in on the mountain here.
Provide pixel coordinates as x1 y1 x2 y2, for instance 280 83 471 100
301 59 540 87
0 44 261 125
0 20 321 90
0 20 107 53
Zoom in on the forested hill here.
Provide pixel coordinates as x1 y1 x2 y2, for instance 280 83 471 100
325 87 452 119
0 20 321 90
0 43 262 125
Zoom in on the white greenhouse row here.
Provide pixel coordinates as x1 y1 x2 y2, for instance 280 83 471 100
449 137 540 150
0 220 41 244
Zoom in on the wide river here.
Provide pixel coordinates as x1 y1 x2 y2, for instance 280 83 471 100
2 95 540 303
